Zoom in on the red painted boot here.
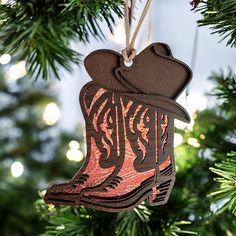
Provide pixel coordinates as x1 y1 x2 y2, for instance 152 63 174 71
44 84 118 205
44 43 192 212
45 83 181 212
45 83 158 207
79 93 177 211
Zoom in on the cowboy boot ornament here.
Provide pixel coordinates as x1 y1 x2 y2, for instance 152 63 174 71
44 43 192 212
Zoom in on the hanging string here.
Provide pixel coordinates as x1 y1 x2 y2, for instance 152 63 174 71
122 0 152 63
130 0 136 29
146 8 152 46
124 0 130 54
186 24 199 100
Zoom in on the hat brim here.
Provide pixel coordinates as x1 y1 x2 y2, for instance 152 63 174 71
81 82 190 123
124 93 190 123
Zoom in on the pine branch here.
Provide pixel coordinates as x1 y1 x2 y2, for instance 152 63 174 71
209 69 236 112
36 199 196 236
163 221 197 236
0 0 123 80
0 65 86 235
208 152 236 215
115 204 152 236
194 0 236 47
64 0 123 41
36 200 117 236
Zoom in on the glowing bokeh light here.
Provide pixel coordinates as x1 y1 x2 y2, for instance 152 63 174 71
0 54 11 65
1 0 9 4
8 61 27 80
188 137 200 148
11 161 24 178
69 140 80 150
43 103 61 125
200 134 206 140
66 149 84 162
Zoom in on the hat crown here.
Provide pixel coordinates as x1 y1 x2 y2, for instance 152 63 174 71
85 43 192 100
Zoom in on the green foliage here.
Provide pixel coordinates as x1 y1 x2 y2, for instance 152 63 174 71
36 201 116 236
64 0 123 40
209 152 236 215
35 69 236 236
115 204 152 236
195 0 236 47
36 199 117 236
36 200 195 236
158 69 236 236
1 1 236 235
185 70 236 160
209 69 236 111
1 58 236 235
0 0 123 80
163 221 197 236
0 66 85 235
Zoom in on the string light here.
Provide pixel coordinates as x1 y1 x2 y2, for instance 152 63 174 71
69 140 80 150
174 133 183 147
11 161 24 178
66 140 84 162
0 54 11 65
66 149 84 162
200 134 206 140
43 103 61 125
7 61 27 80
188 137 200 148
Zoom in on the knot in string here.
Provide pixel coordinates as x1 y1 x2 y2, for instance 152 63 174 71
122 0 152 63
121 48 137 63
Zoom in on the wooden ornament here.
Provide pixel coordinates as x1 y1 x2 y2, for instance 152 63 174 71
44 43 192 212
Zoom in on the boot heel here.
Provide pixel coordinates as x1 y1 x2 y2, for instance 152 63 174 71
149 176 175 206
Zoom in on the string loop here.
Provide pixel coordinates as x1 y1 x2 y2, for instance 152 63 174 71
121 48 137 63
122 0 152 63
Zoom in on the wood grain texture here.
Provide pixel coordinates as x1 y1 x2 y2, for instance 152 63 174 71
44 43 192 212
85 43 192 99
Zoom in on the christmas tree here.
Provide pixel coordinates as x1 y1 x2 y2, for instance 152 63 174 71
0 1 236 236
192 0 236 47
35 70 236 236
0 0 123 80
0 64 85 235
